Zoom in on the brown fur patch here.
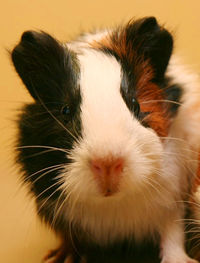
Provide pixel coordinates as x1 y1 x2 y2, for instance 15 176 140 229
90 27 170 137
136 64 170 137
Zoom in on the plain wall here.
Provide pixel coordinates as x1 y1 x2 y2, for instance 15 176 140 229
1 1 200 262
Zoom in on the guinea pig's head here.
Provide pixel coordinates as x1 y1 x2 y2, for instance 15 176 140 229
11 17 181 222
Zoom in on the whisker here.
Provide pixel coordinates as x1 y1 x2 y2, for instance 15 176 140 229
178 218 200 224
33 88 79 143
184 228 200 234
189 238 200 254
37 180 64 214
140 99 183 106
72 119 81 140
68 220 81 257
142 175 163 197
69 188 82 218
22 149 64 159
31 166 65 185
176 200 200 208
16 145 70 154
51 187 69 228
37 180 62 200
160 136 187 143
20 109 59 118
186 234 200 244
24 164 65 183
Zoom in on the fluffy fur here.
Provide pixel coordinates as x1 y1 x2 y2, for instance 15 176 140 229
11 17 200 263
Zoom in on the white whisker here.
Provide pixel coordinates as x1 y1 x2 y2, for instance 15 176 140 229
34 90 79 143
51 187 69 228
24 164 65 183
16 145 70 154
22 149 61 159
31 166 65 185
36 180 64 214
140 99 183 106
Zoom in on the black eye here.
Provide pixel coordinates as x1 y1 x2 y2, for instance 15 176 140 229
62 105 71 115
61 105 73 122
132 98 140 117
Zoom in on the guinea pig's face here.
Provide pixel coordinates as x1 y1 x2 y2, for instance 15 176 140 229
64 50 164 201
12 17 181 222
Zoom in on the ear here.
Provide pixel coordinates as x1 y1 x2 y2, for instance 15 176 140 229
11 31 77 103
126 17 173 81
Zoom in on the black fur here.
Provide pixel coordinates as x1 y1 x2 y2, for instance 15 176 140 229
100 17 173 82
85 240 160 263
124 17 173 82
12 31 80 103
162 79 183 116
17 103 81 201
12 31 81 204
100 17 182 123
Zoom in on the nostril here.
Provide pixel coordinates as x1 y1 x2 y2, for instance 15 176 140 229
90 157 124 176
90 160 104 175
113 159 124 174
93 164 102 173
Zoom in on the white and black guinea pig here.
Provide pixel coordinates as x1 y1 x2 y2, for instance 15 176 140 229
11 17 200 263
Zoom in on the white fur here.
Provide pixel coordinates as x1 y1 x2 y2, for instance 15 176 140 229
166 56 200 150
59 32 200 262
66 30 109 52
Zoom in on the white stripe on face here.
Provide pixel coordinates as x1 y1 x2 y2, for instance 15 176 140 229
61 48 166 244
78 49 138 156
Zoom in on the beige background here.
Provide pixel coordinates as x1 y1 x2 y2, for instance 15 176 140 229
1 1 200 262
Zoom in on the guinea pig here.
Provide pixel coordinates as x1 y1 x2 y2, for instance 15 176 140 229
11 17 200 263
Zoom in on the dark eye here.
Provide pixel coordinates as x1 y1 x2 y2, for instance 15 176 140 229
61 105 73 122
62 105 71 115
132 98 140 117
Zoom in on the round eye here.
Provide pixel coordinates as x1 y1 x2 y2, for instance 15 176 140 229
62 105 70 115
61 105 72 121
132 98 140 117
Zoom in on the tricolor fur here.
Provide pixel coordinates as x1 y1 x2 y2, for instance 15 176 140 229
11 17 200 262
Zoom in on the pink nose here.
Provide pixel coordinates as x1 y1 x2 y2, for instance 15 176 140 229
90 157 124 196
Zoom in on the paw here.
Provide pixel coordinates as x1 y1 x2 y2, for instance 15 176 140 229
63 255 86 263
44 256 73 263
161 254 199 263
63 256 74 263
43 248 86 263
43 248 70 263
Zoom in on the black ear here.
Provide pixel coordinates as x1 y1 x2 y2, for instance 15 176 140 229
126 17 173 81
11 31 77 103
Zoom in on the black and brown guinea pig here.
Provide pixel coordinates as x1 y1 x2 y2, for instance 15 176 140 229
11 17 200 263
